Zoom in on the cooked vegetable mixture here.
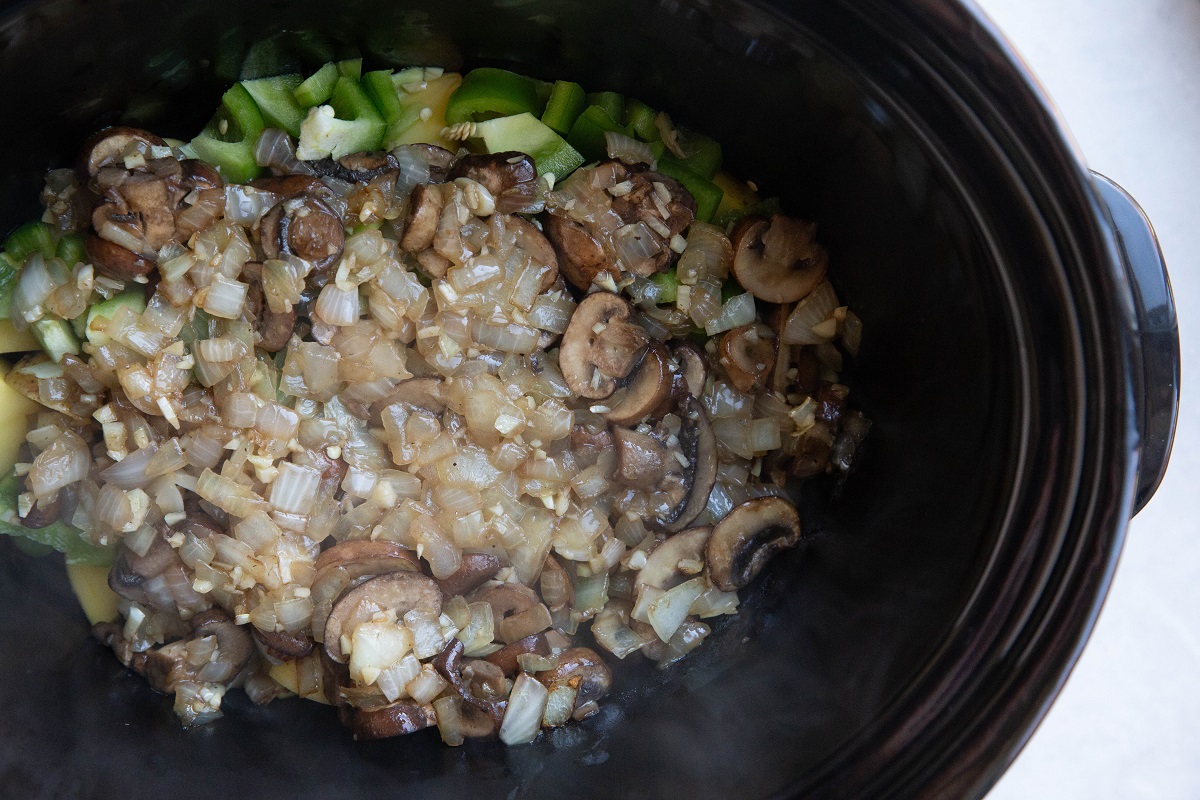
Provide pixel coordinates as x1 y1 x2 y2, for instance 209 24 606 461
0 60 869 744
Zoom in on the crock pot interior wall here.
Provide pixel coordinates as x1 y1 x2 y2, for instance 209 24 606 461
0 1 1028 798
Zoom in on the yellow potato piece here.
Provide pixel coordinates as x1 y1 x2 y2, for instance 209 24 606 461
66 563 120 625
0 359 39 474
0 320 38 354
390 73 464 151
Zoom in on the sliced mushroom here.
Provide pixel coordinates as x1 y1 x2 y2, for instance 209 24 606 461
633 527 711 600
542 213 616 290
435 552 503 599
559 293 649 399
718 324 777 393
314 539 422 572
393 143 456 184
484 633 551 676
613 427 671 492
85 232 155 280
254 628 314 661
108 530 182 607
534 647 612 708
144 609 252 693
414 247 452 280
19 492 61 529
351 700 437 740
324 571 442 663
672 341 708 398
610 170 696 241
449 151 536 200
731 214 828 304
400 184 444 253
78 126 165 179
259 193 345 272
311 151 398 184
605 342 674 426
663 397 718 532
472 583 551 644
706 497 802 592
249 174 331 198
310 543 423 646
433 638 508 727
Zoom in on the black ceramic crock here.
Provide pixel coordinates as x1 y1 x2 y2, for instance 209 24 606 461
0 1 1180 798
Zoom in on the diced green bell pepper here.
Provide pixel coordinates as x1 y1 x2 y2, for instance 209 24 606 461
55 233 86 268
296 76 385 160
336 57 363 79
587 91 624 124
541 80 587 136
654 158 724 222
623 98 658 141
649 270 679 304
566 105 626 163
0 471 114 566
661 128 723 179
472 113 583 182
4 221 57 262
241 73 307 138
294 62 340 108
445 68 544 124
190 83 265 184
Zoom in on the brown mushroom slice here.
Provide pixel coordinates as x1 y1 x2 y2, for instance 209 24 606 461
662 397 718 532
324 571 442 663
19 493 61 529
85 234 155 281
610 171 697 241
78 126 165 178
314 540 422 572
448 151 537 211
400 183 444 253
435 552 503 599
559 293 649 400
633 527 712 601
706 497 802 592
731 214 828 304
471 583 546 645
542 213 617 290
508 215 559 291
534 647 613 708
259 192 345 271
613 427 671 492
672 341 708 398
310 545 423 646
249 174 329 198
433 638 508 727
718 324 777 393
108 532 182 607
117 172 176 250
351 700 437 740
605 342 673 426
254 628 314 661
484 633 551 676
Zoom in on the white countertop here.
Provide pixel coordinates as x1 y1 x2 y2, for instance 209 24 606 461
970 0 1200 797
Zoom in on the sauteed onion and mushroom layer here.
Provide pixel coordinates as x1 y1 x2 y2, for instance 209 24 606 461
0 64 868 745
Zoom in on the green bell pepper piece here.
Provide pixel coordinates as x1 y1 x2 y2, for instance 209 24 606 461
0 252 19 321
566 105 625 163
241 73 307 138
445 68 544 124
336 57 363 79
362 69 420 147
654 158 724 222
4 221 57 262
472 113 584 182
190 83 266 184
541 80 587 136
0 472 114 566
661 129 723 179
623 98 658 141
649 270 679 304
294 62 340 108
587 91 625 124
55 233 86 268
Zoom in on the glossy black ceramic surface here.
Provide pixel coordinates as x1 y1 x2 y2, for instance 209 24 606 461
0 1 1175 798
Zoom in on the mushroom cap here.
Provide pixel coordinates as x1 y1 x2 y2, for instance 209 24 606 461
483 633 551 676
731 214 828 304
85 233 155 281
448 151 537 199
634 527 712 600
253 628 314 661
324 571 442 663
661 396 718 533
259 193 345 272
706 496 802 592
249 174 330 198
672 341 709 399
718 324 777 393
534 647 613 707
78 126 165 178
559 292 649 399
605 342 674 426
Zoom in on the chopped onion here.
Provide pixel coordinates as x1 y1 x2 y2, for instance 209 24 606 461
433 694 466 747
841 308 863 357
647 576 706 642
704 292 757 336
377 654 422 703
499 673 549 746
202 274 249 320
28 430 89 498
99 443 158 489
405 664 449 704
315 284 360 326
592 608 646 659
269 462 321 515
781 280 838 345
605 131 656 166
542 682 579 728
225 184 279 225
11 253 56 326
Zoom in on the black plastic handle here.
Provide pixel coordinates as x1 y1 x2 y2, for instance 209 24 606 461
1091 172 1180 515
